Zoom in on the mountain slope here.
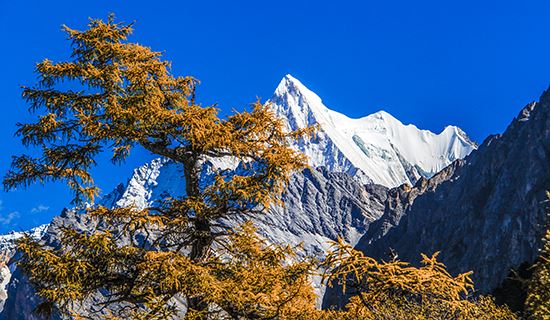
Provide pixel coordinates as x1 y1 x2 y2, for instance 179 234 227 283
101 161 388 253
269 75 476 187
356 88 550 295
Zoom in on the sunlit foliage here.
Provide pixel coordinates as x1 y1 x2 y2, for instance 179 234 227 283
4 15 314 318
525 225 550 319
18 222 318 319
320 238 518 320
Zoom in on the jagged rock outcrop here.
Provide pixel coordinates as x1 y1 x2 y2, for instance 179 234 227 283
1 268 47 320
106 163 390 254
352 88 550 299
320 160 464 308
0 225 47 315
362 160 466 245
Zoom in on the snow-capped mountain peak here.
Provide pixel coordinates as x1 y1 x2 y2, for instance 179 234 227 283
272 74 327 129
269 75 476 187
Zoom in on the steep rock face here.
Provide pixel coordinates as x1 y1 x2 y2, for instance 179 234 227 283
221 168 389 261
362 160 465 245
321 161 463 308
1 268 48 320
270 75 476 187
1 210 146 319
101 161 389 254
356 89 550 295
105 163 389 254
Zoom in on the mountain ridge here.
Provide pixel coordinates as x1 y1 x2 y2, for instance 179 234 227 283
269 74 477 187
354 88 550 294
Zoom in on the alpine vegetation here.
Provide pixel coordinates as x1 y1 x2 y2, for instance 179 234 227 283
4 16 315 318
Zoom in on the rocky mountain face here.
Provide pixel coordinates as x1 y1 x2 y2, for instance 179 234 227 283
96 158 390 255
1 209 150 320
320 160 466 308
359 159 466 246
321 89 550 309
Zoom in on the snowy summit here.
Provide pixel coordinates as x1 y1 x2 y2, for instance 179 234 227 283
269 74 477 187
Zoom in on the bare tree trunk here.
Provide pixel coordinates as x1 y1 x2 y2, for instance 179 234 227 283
183 155 212 318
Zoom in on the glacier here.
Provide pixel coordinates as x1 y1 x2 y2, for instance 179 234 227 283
270 74 477 187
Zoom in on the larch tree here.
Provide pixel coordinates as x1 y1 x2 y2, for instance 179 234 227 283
319 238 518 320
4 15 316 319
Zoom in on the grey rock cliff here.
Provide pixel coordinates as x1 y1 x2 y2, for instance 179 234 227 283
358 89 550 294
362 160 465 245
321 160 463 308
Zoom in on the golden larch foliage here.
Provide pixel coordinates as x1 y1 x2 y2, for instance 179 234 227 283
525 226 550 319
319 238 518 320
4 15 315 319
17 222 319 319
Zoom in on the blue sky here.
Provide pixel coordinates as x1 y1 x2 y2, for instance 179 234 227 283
0 0 549 233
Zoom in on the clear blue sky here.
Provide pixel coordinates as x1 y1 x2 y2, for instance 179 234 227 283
1 0 549 233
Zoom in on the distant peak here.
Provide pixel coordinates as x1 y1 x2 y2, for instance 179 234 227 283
283 73 298 82
273 74 324 106
442 125 458 133
438 125 477 146
275 74 305 94
364 110 403 125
